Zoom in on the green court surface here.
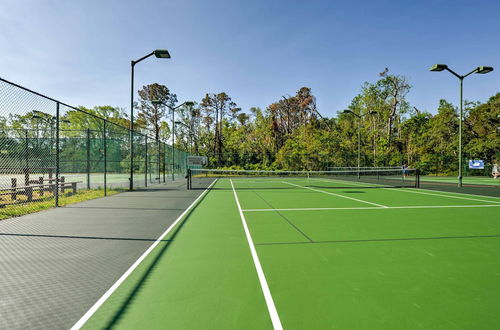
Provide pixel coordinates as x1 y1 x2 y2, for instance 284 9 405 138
78 178 500 329
420 175 500 186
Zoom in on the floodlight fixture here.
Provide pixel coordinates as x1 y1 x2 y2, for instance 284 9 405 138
154 49 171 59
430 64 448 72
476 66 494 74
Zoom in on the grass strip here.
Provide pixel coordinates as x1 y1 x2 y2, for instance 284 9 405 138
0 188 124 220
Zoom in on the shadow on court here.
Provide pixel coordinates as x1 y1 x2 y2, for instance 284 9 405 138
0 183 205 330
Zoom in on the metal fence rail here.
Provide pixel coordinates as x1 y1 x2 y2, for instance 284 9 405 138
0 77 189 216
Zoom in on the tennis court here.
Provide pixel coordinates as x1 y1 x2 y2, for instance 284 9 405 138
76 170 500 329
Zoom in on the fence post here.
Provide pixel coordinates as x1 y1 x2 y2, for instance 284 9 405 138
157 139 160 184
24 129 29 186
145 135 148 187
104 120 107 196
55 102 60 207
130 130 134 190
86 128 90 189
163 143 166 183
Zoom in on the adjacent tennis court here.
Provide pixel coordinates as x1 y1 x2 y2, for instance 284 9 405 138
76 171 500 329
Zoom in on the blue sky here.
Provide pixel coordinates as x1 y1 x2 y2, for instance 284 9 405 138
1 0 498 117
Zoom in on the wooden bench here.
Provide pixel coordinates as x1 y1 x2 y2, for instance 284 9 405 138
0 177 82 208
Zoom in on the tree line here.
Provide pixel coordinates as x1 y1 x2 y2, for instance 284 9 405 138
135 70 499 175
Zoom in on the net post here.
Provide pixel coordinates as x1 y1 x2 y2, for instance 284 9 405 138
416 169 420 188
186 168 191 189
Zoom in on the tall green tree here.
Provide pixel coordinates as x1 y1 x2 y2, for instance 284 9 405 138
137 83 177 141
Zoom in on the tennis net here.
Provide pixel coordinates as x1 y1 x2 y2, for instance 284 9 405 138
327 166 403 171
187 168 420 190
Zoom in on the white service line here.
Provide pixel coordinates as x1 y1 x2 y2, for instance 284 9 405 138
243 204 500 212
284 181 388 208
230 179 283 330
70 180 218 330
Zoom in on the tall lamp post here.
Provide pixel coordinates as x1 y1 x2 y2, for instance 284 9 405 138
129 49 170 190
152 100 194 181
342 110 377 176
429 64 494 187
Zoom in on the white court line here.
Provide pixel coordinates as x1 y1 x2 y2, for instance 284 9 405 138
243 204 500 212
392 188 500 204
230 179 283 330
415 187 500 200
284 181 388 208
309 177 500 204
71 180 218 330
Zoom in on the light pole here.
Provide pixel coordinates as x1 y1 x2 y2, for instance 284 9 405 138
129 49 170 190
430 64 494 187
342 110 377 176
152 100 194 181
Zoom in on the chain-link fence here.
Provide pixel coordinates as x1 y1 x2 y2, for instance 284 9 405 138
0 77 190 218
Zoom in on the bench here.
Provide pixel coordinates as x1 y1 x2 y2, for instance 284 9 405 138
0 177 82 208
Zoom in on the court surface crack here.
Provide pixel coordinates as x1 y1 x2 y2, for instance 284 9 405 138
252 191 314 242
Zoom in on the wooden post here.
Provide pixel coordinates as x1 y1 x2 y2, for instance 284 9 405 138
39 177 44 196
24 167 29 186
60 176 65 194
11 178 17 201
72 182 77 194
26 186 33 202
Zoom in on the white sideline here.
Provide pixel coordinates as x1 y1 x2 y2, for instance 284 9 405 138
392 188 500 204
230 179 283 330
243 204 500 212
310 177 500 204
70 180 217 330
284 181 388 208
415 187 500 200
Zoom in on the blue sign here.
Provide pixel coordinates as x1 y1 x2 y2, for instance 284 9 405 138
468 160 484 169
